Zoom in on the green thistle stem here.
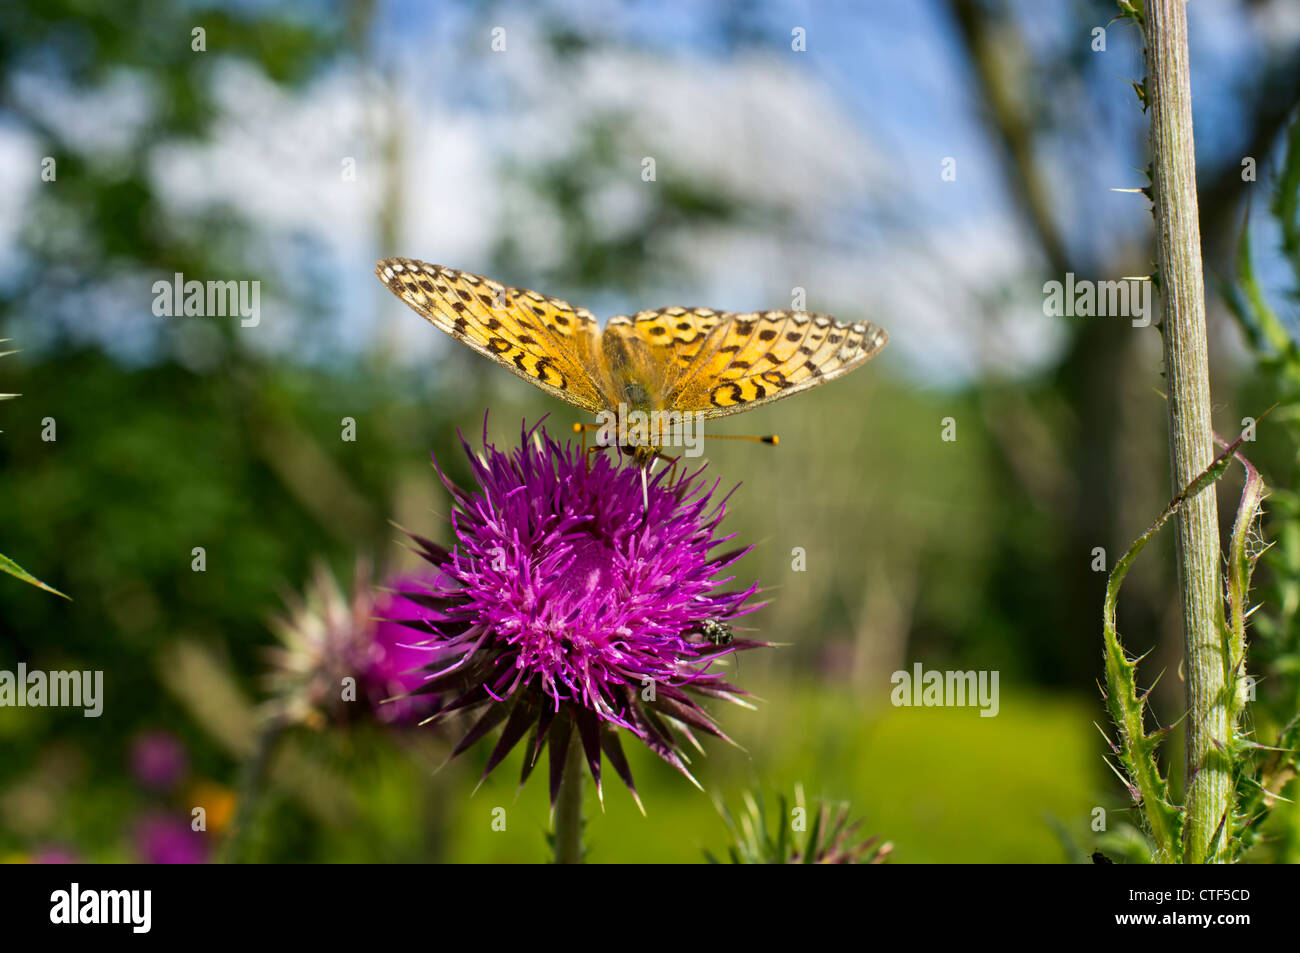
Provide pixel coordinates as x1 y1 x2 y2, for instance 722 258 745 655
553 739 585 864
221 713 287 864
1144 0 1230 863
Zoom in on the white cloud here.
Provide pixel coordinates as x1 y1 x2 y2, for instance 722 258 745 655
0 120 42 283
7 19 1066 386
11 67 157 161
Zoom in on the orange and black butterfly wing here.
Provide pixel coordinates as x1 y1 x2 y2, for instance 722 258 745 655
376 258 610 412
618 308 887 417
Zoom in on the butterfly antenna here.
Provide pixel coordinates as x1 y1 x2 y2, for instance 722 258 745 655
703 433 779 446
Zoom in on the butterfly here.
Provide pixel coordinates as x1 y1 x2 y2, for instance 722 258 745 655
376 258 888 465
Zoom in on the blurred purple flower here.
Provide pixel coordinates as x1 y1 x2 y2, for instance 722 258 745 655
265 562 379 728
135 814 208 865
129 731 188 791
33 846 80 864
390 422 766 808
265 561 440 729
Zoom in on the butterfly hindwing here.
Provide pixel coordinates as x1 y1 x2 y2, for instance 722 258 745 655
598 307 726 404
656 310 888 418
376 258 608 413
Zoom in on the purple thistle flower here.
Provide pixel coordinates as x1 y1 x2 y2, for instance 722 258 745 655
369 582 445 726
134 814 209 865
264 562 440 728
264 561 378 729
390 421 767 808
129 731 188 792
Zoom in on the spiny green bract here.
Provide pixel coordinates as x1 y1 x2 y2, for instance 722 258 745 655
703 785 891 865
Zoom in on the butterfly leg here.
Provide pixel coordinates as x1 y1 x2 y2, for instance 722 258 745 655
573 422 607 474
574 421 588 472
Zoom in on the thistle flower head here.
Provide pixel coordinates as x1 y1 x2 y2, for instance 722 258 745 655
264 562 439 728
392 421 767 807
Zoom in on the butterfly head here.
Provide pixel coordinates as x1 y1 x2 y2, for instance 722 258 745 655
627 443 662 469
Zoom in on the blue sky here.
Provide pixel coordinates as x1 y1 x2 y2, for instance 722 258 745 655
4 0 1298 383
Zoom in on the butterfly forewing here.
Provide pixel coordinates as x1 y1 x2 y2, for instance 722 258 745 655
376 258 608 413
650 310 888 418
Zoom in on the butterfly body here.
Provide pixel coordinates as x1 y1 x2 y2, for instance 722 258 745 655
376 258 887 462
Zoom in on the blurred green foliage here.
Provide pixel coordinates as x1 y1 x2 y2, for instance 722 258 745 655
1220 112 1300 864
439 685 1097 864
